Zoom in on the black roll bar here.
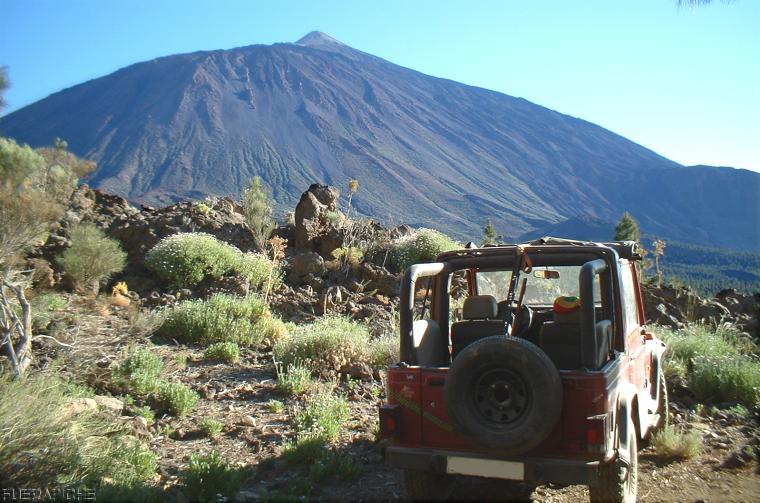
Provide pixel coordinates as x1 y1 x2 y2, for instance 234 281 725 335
399 262 447 363
579 259 608 368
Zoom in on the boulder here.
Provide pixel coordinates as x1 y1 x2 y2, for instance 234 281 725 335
289 251 326 278
293 184 344 255
94 395 124 416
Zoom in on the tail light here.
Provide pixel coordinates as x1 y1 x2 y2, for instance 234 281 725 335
585 413 609 454
379 404 401 439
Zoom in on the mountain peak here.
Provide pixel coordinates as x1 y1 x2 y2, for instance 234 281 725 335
295 31 346 48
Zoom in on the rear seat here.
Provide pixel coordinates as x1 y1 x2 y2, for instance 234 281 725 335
539 297 582 369
450 295 507 358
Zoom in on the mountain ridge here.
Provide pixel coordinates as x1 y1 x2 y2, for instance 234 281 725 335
0 32 756 251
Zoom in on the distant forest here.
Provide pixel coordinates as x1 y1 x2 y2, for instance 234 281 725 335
641 239 760 296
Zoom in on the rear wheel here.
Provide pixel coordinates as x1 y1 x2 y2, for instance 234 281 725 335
403 469 454 501
590 421 638 503
652 369 669 432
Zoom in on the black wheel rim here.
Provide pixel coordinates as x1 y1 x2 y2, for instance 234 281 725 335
472 367 530 426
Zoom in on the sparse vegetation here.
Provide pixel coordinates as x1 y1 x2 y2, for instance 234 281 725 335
204 341 240 363
293 391 350 442
660 323 760 409
273 315 396 377
184 450 245 502
112 346 164 395
157 381 198 417
241 176 276 251
145 232 280 291
275 359 314 396
199 417 224 438
388 227 459 271
266 399 285 413
0 375 158 491
157 293 284 347
651 424 702 460
57 223 127 291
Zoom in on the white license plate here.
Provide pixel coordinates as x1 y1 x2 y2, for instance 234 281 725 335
446 456 525 480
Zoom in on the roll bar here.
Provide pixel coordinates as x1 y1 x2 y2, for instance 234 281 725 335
579 259 607 368
399 262 448 363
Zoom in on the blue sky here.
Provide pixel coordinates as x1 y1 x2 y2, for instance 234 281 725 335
1 0 758 171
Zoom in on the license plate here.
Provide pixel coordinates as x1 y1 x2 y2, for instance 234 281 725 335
446 456 524 480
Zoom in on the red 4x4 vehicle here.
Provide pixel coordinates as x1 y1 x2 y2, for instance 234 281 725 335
379 238 668 502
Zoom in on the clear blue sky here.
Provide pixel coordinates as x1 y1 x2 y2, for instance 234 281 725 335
1 0 758 171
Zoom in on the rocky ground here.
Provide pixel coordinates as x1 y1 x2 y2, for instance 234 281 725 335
12 183 760 502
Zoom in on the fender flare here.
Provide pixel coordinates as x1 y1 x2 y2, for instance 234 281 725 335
614 383 638 465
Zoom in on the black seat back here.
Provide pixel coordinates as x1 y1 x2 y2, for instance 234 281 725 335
450 295 507 358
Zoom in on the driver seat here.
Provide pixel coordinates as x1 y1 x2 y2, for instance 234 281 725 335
450 295 507 359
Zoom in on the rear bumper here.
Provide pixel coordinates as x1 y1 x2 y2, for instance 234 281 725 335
384 445 601 487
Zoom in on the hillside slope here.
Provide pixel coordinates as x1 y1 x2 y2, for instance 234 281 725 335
1 31 757 250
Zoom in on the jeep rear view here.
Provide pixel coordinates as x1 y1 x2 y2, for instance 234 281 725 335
379 238 668 502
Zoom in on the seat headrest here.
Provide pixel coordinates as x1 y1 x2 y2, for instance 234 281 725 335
463 295 498 320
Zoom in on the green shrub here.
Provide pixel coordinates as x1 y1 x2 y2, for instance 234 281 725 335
145 232 279 290
199 417 224 438
659 323 760 409
0 375 157 490
266 399 285 413
157 293 283 347
29 292 66 329
112 346 164 395
57 223 127 290
650 424 702 459
131 405 155 422
204 342 240 363
273 316 395 377
293 392 350 442
276 360 314 396
388 228 459 271
157 381 198 417
184 450 245 502
688 355 760 408
281 434 329 465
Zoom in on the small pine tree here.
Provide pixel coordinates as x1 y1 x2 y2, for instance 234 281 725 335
241 176 275 251
614 212 640 243
482 219 500 246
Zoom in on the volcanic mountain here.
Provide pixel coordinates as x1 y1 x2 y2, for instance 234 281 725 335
1 31 757 250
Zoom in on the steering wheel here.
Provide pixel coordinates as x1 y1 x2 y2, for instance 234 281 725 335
512 305 533 338
497 302 533 338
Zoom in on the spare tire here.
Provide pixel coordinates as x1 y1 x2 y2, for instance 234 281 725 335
445 335 562 455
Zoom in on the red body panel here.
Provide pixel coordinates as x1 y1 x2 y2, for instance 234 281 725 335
387 358 627 460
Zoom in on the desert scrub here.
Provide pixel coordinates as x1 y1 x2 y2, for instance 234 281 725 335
388 227 459 271
275 360 314 396
267 399 285 413
184 450 245 502
199 417 224 438
29 292 66 329
0 375 158 491
650 424 702 459
273 316 396 377
293 391 350 442
112 346 164 395
57 223 127 290
659 323 760 409
157 293 285 347
204 341 240 363
144 232 280 291
157 381 198 416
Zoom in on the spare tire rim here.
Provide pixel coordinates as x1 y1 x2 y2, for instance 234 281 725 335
473 368 530 426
